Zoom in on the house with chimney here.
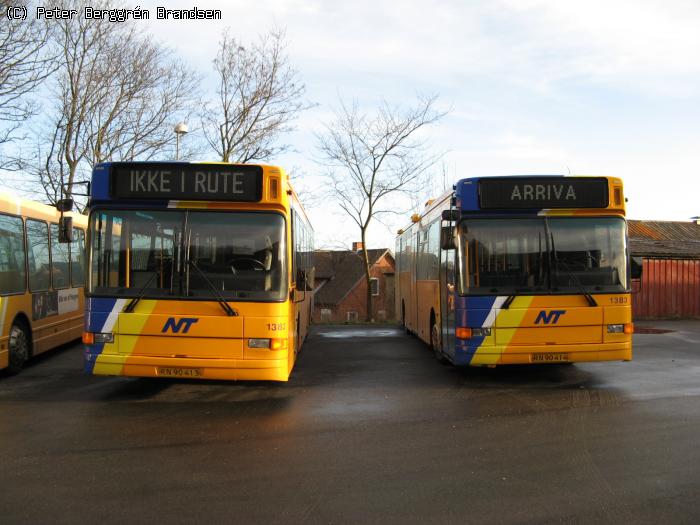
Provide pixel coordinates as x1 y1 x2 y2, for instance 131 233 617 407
313 243 395 322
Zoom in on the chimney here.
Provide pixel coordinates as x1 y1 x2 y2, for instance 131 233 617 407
352 242 364 251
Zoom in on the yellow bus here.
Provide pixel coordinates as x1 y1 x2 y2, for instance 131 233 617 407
397 175 641 366
82 162 314 381
0 192 87 374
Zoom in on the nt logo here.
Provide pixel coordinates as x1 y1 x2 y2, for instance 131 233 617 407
534 310 566 325
162 317 199 334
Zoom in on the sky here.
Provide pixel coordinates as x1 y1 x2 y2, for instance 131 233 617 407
8 0 700 249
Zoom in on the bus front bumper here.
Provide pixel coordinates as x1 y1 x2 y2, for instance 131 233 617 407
84 351 290 381
453 341 632 366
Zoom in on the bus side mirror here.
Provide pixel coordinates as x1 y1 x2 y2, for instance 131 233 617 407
293 287 306 303
441 209 459 221
56 198 74 212
440 226 455 250
630 256 643 280
58 216 73 243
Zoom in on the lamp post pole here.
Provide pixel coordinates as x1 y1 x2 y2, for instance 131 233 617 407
174 122 188 160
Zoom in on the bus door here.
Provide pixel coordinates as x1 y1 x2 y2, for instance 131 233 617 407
439 230 456 358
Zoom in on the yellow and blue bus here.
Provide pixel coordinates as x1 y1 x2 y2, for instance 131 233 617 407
82 162 313 381
1 192 87 374
396 176 640 366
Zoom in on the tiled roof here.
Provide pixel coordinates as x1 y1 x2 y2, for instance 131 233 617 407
314 249 392 305
628 220 700 258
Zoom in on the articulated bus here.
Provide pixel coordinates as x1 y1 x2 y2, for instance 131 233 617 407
1 192 87 374
397 176 641 366
82 162 314 381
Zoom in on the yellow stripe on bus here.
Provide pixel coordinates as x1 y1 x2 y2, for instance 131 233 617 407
93 300 158 375
470 296 535 366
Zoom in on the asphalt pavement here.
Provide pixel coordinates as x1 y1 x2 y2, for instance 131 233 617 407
1 321 699 524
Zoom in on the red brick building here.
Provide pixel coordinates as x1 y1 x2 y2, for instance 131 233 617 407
313 245 395 322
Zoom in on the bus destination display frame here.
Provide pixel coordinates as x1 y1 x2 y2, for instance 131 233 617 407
479 177 609 209
110 162 263 202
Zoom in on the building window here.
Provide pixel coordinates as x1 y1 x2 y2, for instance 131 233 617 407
346 311 358 322
320 308 331 321
370 277 379 296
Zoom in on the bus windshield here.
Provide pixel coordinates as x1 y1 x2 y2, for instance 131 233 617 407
458 217 628 295
89 209 287 301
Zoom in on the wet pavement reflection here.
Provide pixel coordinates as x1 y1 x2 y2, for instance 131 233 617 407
1 322 699 523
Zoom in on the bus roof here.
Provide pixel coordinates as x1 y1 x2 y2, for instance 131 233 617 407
0 191 88 226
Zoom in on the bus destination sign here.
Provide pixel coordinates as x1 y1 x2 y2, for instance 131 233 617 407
479 177 609 209
110 163 263 201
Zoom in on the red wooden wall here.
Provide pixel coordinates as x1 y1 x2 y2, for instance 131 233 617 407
632 258 700 319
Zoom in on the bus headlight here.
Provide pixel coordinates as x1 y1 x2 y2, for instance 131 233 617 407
607 324 633 334
83 332 114 344
456 327 491 339
248 338 289 350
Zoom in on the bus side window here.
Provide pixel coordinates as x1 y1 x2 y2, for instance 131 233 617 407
50 223 70 289
0 214 27 295
71 228 85 287
26 219 51 292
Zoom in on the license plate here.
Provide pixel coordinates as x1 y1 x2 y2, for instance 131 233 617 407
157 367 203 378
532 353 569 363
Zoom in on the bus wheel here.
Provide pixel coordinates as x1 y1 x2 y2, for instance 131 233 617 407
430 320 448 364
7 322 30 374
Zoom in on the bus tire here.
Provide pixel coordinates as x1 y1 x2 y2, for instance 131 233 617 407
430 316 448 364
7 322 30 374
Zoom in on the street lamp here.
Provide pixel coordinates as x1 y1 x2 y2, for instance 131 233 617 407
174 122 188 160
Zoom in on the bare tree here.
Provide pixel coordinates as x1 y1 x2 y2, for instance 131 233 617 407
408 160 455 216
202 28 310 163
18 0 199 207
316 95 446 322
0 0 56 167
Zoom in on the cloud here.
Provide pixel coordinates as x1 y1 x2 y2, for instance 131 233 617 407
136 0 700 249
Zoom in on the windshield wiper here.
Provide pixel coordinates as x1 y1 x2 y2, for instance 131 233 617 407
187 259 237 317
123 271 158 313
501 295 516 309
549 232 597 307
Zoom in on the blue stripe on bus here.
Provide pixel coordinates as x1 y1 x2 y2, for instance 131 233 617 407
454 295 497 364
85 298 118 325
83 343 104 374
84 297 120 373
